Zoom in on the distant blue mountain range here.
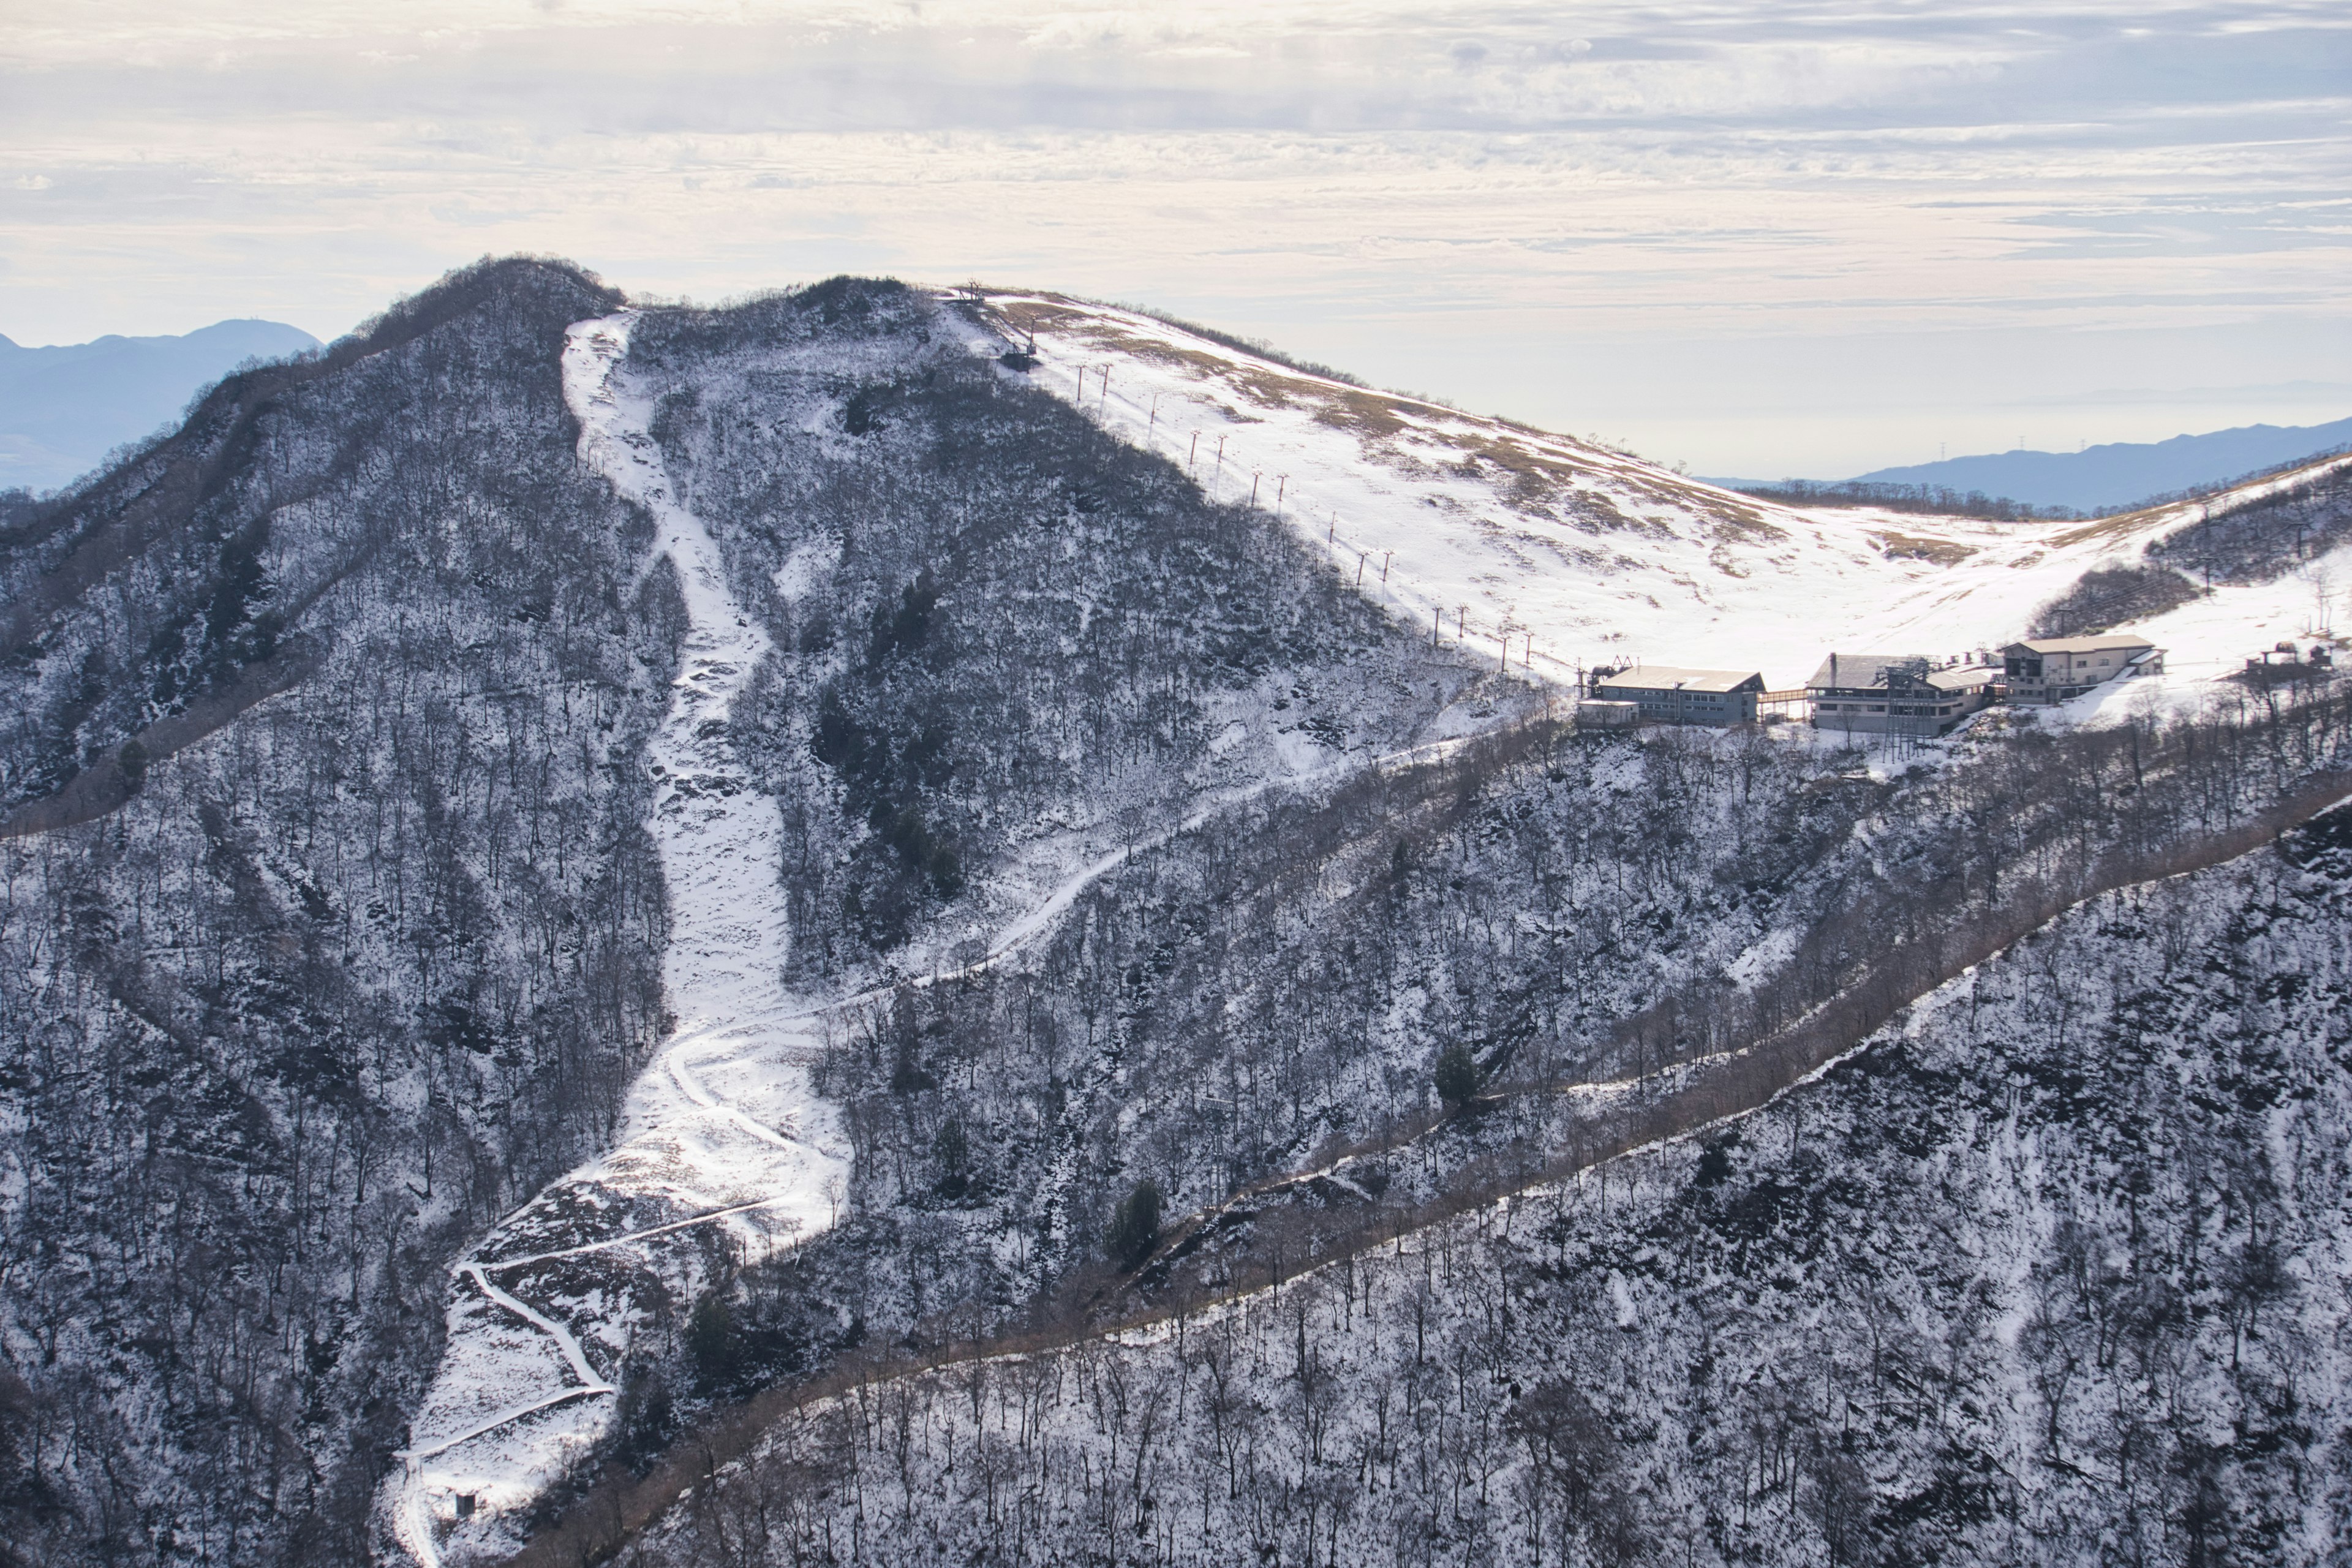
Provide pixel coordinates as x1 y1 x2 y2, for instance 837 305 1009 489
1848 418 2352 512
1714 416 2352 516
0 319 323 494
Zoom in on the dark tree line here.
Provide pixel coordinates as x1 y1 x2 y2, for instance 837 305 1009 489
2030 563 2201 637
1729 479 2071 522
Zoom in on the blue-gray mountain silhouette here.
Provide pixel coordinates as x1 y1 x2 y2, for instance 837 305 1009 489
1848 416 2352 513
0 318 322 492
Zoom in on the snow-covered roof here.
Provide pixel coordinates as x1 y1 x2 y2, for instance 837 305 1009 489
2009 634 2156 655
1595 666 1765 694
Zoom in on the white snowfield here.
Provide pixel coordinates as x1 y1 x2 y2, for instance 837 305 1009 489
981 292 2352 703
382 312 854 1567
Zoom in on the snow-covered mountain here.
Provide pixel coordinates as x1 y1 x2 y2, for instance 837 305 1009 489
973 293 2352 693
4 262 2350 1568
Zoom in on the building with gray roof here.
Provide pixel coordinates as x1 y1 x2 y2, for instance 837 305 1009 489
2001 635 2162 704
1808 653 1997 737
1589 665 1766 726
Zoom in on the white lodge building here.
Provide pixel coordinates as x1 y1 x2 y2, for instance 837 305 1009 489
2001 635 2163 704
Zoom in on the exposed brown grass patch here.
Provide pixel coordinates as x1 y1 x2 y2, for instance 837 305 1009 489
980 293 1790 541
1869 530 1980 566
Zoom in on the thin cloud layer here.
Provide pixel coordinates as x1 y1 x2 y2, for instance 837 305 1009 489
4 0 2346 473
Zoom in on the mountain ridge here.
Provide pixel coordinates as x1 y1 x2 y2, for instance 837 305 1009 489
3 258 2351 1568
1850 415 2352 511
1711 413 2352 516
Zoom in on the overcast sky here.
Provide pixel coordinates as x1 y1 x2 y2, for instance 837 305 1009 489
4 1 2346 475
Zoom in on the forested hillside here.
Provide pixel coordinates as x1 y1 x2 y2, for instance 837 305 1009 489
0 265 1509 1567
0 259 678 1564
6 260 2351 1568
622 792 2352 1568
518 662 2352 1568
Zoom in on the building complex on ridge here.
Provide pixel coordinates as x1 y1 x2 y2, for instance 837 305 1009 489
1578 631 2170 735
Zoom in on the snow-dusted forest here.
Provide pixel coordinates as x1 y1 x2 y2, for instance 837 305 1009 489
0 260 677 1565
2 260 2350 1568
626 799 2352 1567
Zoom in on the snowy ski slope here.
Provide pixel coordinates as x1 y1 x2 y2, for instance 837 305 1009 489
384 313 853 1567
979 293 2352 701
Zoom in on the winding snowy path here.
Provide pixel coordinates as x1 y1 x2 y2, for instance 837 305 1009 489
384 313 850 1567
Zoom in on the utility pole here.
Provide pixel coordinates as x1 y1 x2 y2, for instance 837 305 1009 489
1275 475 1287 514
1328 513 1336 543
1149 393 1161 440
1432 608 1441 646
1355 551 1367 586
1381 551 1392 584
1250 472 1261 508
1188 431 1199 469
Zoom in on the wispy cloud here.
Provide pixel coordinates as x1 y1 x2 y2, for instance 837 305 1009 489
2 1 2346 472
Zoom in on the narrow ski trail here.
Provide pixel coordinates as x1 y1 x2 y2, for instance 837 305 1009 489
383 312 850 1567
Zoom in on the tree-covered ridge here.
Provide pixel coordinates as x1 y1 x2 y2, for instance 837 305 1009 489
0 259 674 1565
630 800 2352 1568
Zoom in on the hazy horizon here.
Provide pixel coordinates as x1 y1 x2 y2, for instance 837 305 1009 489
5 1 2346 475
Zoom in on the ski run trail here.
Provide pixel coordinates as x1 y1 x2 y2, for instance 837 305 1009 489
383 312 851 1566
